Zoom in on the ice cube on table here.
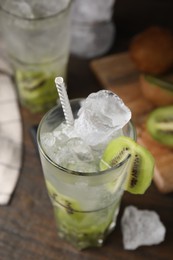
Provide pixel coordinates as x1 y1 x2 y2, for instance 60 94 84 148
121 206 166 250
74 90 131 147
54 137 98 173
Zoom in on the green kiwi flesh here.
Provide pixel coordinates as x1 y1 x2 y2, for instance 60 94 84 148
100 136 154 194
45 181 120 250
45 180 82 215
147 106 173 147
16 70 57 112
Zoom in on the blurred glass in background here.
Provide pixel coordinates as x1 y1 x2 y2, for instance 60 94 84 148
0 0 72 113
70 0 116 58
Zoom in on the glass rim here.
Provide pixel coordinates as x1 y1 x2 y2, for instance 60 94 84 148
0 0 72 21
37 98 136 177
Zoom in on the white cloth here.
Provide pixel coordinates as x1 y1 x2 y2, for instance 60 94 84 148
0 71 22 205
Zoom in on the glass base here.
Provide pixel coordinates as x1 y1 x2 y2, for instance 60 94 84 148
57 217 117 250
15 69 58 113
53 201 120 250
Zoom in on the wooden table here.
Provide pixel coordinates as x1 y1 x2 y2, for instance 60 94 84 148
0 48 173 259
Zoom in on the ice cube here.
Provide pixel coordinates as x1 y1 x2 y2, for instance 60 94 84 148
121 206 166 250
41 133 56 147
41 123 76 160
40 132 58 159
53 122 78 141
74 90 131 147
54 137 98 172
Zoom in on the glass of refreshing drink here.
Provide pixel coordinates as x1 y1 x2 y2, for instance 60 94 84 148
0 0 71 112
37 81 154 250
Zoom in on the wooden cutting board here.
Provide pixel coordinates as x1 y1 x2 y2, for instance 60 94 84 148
90 52 173 193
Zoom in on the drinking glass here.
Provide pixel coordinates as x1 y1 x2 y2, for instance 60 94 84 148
0 0 72 112
37 99 136 250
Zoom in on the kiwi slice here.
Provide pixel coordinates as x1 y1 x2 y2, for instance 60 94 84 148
100 136 154 194
16 70 49 90
54 200 119 250
147 106 173 148
15 70 57 112
45 180 120 249
45 180 81 214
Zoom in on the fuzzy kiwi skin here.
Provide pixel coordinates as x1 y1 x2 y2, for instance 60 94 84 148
140 74 173 106
100 136 154 194
129 26 173 75
147 106 173 148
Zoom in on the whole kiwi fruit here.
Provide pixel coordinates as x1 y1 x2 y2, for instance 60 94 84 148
130 26 173 75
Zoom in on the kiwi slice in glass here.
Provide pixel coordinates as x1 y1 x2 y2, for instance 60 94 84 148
15 70 57 112
147 106 173 148
45 180 82 214
45 180 119 250
100 136 154 194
